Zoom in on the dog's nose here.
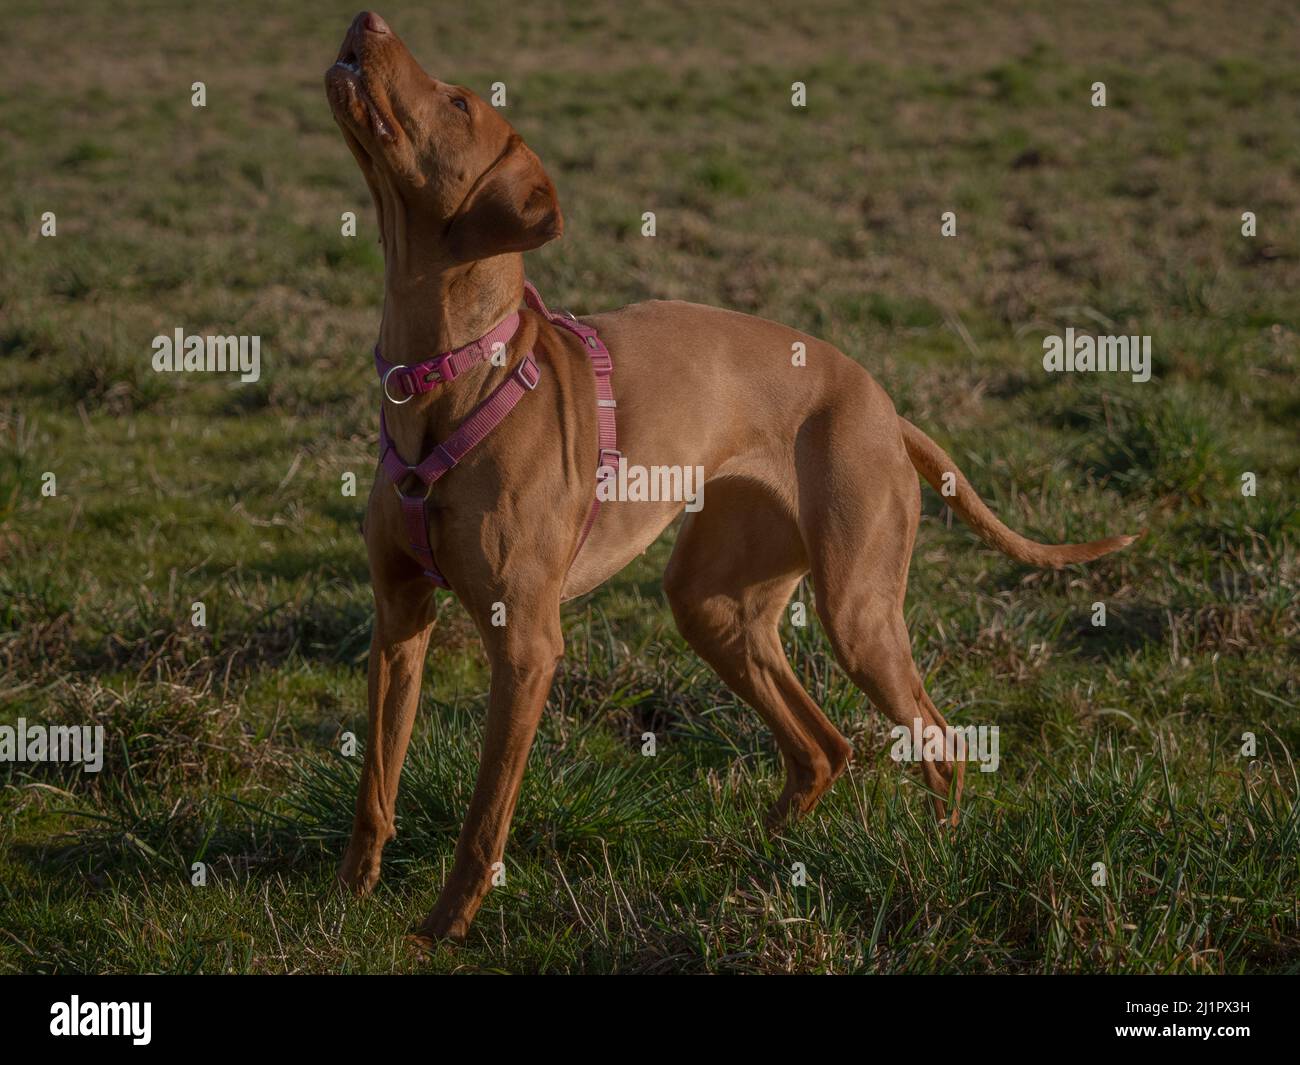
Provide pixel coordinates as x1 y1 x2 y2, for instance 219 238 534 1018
361 11 390 35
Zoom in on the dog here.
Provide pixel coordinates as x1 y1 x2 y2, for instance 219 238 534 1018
324 11 1135 945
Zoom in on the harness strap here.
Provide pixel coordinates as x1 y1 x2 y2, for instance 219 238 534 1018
523 282 619 560
379 356 540 586
380 356 541 487
374 281 615 590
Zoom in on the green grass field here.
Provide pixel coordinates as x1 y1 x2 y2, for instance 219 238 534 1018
1 0 1297 973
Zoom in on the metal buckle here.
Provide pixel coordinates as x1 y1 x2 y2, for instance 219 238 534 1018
515 356 541 391
381 364 414 405
392 477 435 501
598 447 621 476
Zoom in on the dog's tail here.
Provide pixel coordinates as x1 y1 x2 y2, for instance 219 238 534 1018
899 418 1137 569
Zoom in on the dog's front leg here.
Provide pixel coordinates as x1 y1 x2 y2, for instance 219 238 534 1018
339 564 436 897
414 584 563 944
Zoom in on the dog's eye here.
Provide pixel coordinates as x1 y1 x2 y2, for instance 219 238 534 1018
451 97 468 113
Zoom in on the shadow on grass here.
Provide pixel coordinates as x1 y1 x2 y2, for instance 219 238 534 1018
4 703 697 898
1060 602 1168 660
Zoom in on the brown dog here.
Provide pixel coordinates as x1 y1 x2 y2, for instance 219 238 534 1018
325 11 1135 944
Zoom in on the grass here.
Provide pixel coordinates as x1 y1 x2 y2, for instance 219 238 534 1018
1 0 1297 973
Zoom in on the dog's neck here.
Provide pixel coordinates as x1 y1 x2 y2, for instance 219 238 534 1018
377 253 524 361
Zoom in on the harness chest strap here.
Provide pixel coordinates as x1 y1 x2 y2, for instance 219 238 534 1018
378 355 540 584
375 282 618 588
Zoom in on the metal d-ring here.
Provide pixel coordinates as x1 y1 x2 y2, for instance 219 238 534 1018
382 364 413 405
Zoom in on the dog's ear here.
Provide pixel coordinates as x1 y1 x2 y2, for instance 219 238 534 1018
447 135 563 262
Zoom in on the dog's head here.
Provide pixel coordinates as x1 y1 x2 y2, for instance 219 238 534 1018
325 12 562 265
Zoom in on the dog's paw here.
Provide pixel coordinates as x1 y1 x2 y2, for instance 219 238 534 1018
337 851 382 898
411 913 470 948
763 793 801 836
404 933 441 958
336 866 379 898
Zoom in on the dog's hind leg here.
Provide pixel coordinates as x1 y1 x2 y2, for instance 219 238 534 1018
798 410 965 826
664 481 853 831
816 596 964 826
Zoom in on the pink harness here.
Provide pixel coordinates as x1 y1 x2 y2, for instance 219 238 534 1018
373 281 617 589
